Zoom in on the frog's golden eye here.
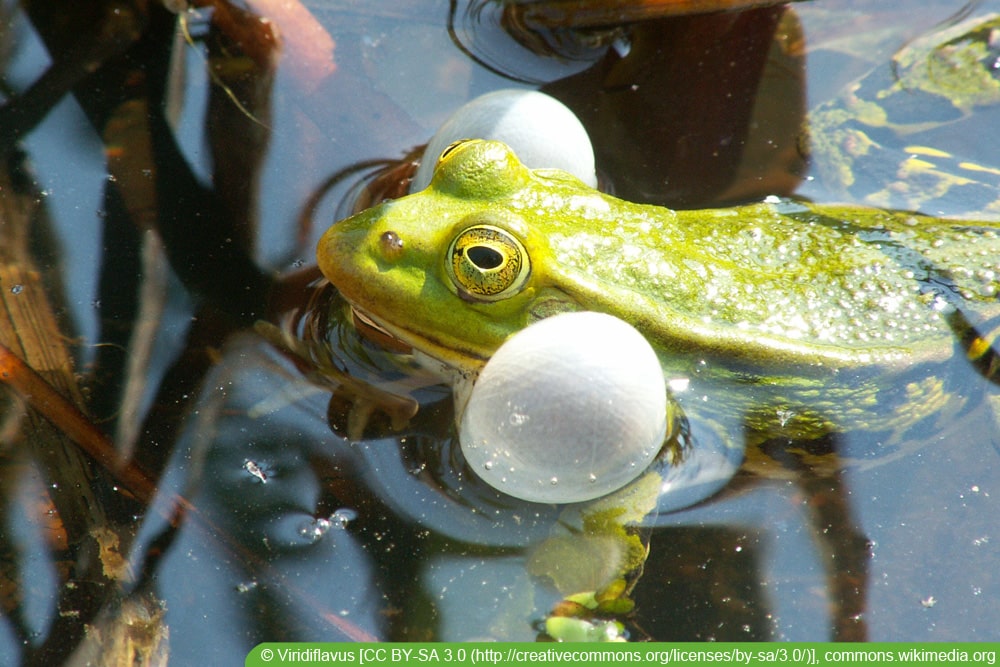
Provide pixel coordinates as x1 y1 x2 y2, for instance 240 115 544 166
446 224 530 301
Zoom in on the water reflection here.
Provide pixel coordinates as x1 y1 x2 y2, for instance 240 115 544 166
447 0 608 84
139 329 753 645
544 3 805 207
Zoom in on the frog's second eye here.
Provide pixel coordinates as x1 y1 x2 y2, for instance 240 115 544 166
446 225 529 301
436 139 469 165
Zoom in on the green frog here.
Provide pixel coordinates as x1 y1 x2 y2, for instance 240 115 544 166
315 13 1000 499
309 10 1000 642
319 136 999 451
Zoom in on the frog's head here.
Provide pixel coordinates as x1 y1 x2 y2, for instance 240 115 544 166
317 140 581 375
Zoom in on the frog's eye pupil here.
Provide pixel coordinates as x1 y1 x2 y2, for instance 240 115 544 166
466 245 503 269
446 224 530 301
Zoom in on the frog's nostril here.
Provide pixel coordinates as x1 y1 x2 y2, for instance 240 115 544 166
378 230 405 261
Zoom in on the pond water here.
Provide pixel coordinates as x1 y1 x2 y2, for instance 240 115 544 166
2 0 1000 664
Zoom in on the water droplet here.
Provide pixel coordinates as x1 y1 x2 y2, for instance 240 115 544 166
236 580 258 594
330 508 357 528
668 377 690 392
549 476 558 485
243 460 268 483
612 36 631 58
298 517 332 542
483 460 494 471
509 412 529 426
9 284 23 295
588 473 597 483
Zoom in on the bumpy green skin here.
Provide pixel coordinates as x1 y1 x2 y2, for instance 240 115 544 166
318 139 1000 440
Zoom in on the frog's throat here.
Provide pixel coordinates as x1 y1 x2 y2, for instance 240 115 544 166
349 304 486 379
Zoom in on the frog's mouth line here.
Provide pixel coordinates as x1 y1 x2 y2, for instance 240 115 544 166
350 306 414 355
348 304 487 374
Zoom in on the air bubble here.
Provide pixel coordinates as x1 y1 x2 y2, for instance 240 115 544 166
330 508 357 528
236 580 258 594
298 517 332 542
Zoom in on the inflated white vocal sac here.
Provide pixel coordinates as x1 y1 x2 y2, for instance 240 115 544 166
410 89 597 192
459 312 669 504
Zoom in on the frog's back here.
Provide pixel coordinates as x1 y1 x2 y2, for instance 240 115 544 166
512 173 1000 375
